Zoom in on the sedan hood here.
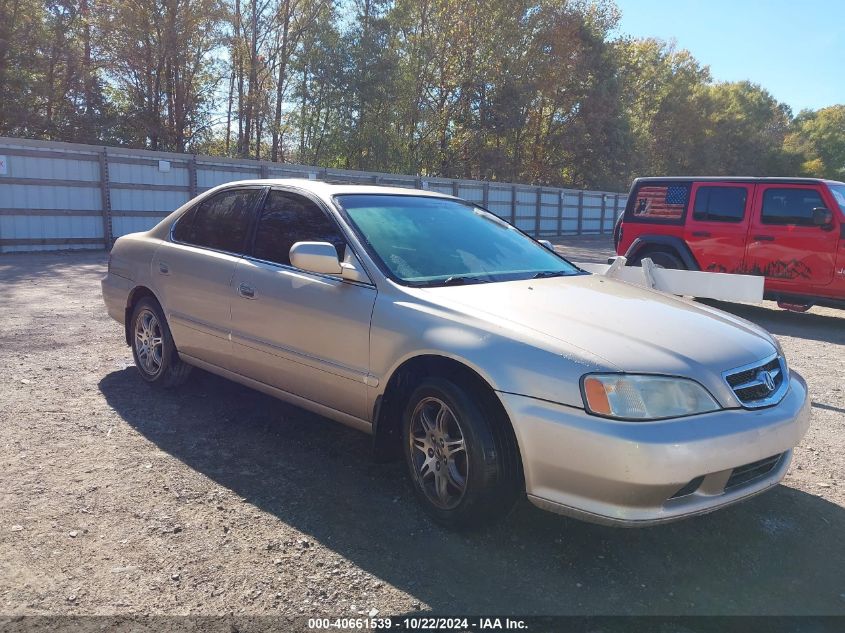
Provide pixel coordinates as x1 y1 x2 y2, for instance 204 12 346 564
416 274 777 379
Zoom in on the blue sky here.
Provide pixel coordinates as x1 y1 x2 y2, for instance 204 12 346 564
612 0 845 113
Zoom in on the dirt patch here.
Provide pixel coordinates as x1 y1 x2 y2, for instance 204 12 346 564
1 246 843 616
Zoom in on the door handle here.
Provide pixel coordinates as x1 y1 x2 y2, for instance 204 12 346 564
692 231 711 238
158 262 169 274
238 282 255 299
753 235 775 242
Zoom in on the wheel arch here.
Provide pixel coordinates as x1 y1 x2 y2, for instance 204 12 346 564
624 235 700 270
372 354 524 483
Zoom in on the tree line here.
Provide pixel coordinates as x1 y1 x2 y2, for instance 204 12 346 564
1 0 843 191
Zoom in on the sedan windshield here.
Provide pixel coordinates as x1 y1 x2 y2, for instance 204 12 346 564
336 194 581 286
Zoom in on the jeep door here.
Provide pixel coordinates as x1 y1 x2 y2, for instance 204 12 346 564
229 188 377 421
745 183 839 291
683 182 753 273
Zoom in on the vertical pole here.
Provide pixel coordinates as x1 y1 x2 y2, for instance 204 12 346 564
98 148 113 249
535 187 542 237
259 163 269 179
556 190 563 236
600 194 607 235
576 190 584 235
188 156 198 197
452 180 459 197
510 185 517 224
482 182 489 208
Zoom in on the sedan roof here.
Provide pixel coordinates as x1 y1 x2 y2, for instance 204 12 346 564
214 178 455 199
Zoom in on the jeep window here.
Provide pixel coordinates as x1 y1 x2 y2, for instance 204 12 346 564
828 184 845 214
252 190 346 266
692 186 747 222
761 188 826 226
629 184 689 222
173 188 262 253
336 194 580 286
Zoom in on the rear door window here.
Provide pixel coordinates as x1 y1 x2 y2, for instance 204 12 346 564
692 186 747 222
251 190 347 267
761 188 825 226
629 183 690 222
174 188 262 253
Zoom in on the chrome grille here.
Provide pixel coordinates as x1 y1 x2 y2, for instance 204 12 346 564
723 354 788 408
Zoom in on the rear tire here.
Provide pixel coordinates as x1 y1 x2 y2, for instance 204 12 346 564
633 249 685 270
130 297 192 388
402 376 521 529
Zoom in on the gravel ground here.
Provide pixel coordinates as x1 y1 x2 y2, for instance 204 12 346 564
1 242 843 618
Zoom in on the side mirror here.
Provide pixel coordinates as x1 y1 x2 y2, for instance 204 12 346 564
538 239 555 251
812 207 833 227
289 241 342 275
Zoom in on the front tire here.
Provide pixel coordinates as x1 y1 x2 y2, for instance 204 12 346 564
402 376 520 529
130 297 192 388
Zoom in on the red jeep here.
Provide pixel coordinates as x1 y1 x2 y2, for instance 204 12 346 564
615 177 845 311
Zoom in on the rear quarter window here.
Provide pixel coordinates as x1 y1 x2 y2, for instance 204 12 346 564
627 183 690 223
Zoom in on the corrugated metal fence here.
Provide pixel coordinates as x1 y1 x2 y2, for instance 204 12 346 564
0 136 626 253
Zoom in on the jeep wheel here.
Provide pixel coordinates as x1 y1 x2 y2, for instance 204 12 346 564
634 249 685 270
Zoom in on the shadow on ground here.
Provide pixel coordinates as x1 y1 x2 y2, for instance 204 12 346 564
99 367 845 615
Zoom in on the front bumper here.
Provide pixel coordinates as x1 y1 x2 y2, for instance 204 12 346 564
499 372 811 526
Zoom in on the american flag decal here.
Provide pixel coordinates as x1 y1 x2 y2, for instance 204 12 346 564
634 185 688 219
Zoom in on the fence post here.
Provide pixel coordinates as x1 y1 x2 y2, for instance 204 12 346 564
576 190 584 235
535 187 542 237
556 190 563 236
599 194 607 235
482 182 489 208
98 148 113 249
188 156 198 197
452 180 459 197
259 163 269 179
510 185 517 224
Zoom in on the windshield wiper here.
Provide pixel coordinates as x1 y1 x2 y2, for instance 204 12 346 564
442 275 488 285
531 270 571 279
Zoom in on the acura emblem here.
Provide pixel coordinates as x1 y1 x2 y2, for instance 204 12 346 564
757 369 776 392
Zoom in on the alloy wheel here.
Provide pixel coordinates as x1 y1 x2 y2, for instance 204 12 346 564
134 308 163 376
409 397 468 509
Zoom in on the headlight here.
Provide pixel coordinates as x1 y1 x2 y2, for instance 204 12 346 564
581 374 720 420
